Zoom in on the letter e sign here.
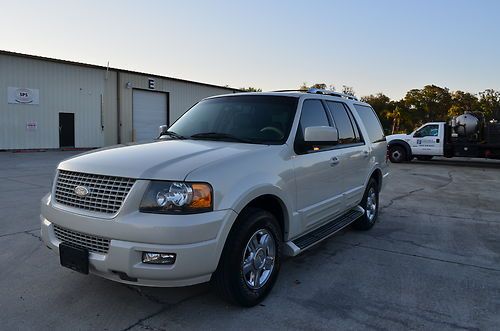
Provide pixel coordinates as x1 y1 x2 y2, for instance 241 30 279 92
148 79 155 89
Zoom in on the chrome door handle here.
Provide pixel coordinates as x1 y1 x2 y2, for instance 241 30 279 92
363 150 369 157
330 156 340 166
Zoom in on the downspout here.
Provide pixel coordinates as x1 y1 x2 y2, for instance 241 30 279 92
116 71 121 144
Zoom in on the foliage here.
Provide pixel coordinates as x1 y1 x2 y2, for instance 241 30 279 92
297 83 500 133
240 87 262 92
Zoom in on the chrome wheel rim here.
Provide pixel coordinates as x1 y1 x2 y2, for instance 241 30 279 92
366 188 377 222
242 229 276 290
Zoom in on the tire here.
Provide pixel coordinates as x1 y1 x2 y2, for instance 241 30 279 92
416 155 433 161
213 208 282 307
352 178 379 231
388 145 407 163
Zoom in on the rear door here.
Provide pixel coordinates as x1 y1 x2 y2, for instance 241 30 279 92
293 99 345 230
326 101 370 208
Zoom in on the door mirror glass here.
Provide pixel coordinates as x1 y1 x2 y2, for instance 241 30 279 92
304 126 338 144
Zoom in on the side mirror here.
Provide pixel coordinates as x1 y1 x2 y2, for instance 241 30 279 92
159 125 168 136
304 126 338 144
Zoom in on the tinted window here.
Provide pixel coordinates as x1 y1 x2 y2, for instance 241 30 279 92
295 99 331 153
168 95 298 144
353 104 385 143
299 99 330 135
414 124 439 137
326 101 356 144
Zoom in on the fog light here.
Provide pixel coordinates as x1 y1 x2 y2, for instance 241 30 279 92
142 252 176 264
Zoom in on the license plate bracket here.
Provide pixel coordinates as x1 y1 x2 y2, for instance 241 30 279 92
59 242 89 274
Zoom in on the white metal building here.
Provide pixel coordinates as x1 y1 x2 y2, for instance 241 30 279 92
0 50 237 150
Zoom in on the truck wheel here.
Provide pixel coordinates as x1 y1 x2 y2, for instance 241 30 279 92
353 178 379 231
389 145 407 163
213 208 282 307
416 156 433 161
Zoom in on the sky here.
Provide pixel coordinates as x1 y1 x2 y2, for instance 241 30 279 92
1 0 499 99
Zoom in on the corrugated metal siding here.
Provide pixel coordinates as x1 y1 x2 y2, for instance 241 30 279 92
0 54 106 149
0 53 236 149
118 73 233 143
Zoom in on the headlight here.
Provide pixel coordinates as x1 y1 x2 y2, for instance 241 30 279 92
140 181 213 214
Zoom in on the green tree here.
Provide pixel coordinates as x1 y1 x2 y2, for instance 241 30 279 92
240 87 262 92
341 85 355 96
448 91 479 117
403 85 452 124
478 89 500 120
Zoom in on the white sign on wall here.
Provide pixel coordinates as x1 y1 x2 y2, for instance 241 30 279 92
8 87 40 105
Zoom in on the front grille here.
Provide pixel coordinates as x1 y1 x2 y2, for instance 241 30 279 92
54 225 110 254
54 170 135 214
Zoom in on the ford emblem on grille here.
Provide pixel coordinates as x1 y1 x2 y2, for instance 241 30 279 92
74 185 90 197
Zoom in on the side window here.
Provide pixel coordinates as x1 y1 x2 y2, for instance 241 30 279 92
326 101 356 144
298 99 330 135
295 99 331 153
353 104 385 143
414 124 439 137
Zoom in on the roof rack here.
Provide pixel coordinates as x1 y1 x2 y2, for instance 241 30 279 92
270 88 358 101
306 88 358 101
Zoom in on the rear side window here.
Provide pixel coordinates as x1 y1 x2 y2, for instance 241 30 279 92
326 101 357 144
353 104 385 143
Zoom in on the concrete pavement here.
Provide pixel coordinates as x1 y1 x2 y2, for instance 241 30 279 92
1 151 499 330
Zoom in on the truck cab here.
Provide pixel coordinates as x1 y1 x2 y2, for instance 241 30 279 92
386 122 445 162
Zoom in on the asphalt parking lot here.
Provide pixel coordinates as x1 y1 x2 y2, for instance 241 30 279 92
1 151 499 330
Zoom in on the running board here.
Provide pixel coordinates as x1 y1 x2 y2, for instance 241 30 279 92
284 206 364 256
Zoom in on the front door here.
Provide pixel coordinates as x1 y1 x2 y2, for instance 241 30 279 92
59 113 75 148
293 99 345 231
410 124 440 155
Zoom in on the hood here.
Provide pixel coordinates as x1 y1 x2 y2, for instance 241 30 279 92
386 133 411 142
58 140 269 180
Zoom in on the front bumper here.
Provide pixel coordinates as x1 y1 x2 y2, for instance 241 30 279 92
40 193 238 287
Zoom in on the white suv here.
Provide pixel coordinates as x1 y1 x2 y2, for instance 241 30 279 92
40 89 389 306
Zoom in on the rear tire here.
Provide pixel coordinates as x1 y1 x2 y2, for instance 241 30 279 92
353 178 379 231
212 208 282 307
388 145 407 163
416 155 433 161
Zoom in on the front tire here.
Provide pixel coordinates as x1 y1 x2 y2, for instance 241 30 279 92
213 208 282 307
352 178 379 231
388 145 407 163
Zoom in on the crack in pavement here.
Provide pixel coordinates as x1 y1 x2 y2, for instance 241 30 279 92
121 285 211 331
337 241 500 273
0 227 40 238
382 188 425 209
24 230 42 242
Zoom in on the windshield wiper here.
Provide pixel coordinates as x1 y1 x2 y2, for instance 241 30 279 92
190 132 254 143
158 131 187 140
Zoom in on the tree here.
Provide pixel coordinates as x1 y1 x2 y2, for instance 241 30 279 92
240 87 262 92
403 85 452 124
478 89 500 120
448 91 479 117
298 83 333 91
341 85 355 96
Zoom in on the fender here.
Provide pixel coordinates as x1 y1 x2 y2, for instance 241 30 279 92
387 139 412 159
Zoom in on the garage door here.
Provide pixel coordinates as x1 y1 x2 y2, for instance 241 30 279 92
133 90 168 141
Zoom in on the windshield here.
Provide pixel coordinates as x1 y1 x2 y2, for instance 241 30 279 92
166 95 299 145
